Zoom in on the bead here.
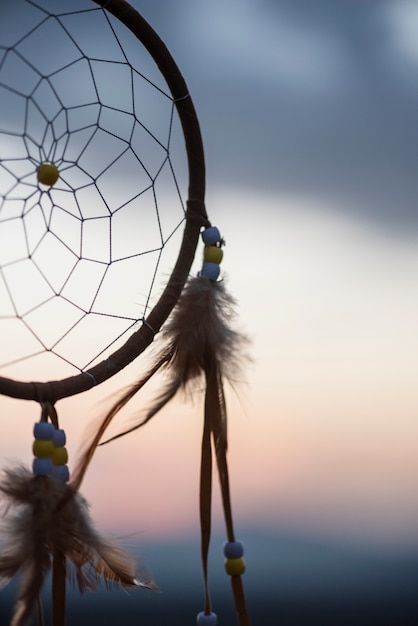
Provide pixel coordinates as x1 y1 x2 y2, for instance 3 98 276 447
196 612 218 625
32 439 54 458
224 557 246 576
33 457 53 476
203 246 223 265
37 162 59 186
52 465 70 483
202 226 221 245
224 540 244 559
34 422 54 440
200 262 220 281
52 446 68 465
52 429 66 447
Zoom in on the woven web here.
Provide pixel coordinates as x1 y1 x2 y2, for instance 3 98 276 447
0 0 188 380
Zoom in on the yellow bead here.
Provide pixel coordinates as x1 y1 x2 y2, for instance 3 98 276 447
33 439 54 458
203 245 223 265
224 557 246 576
52 446 68 465
37 162 60 186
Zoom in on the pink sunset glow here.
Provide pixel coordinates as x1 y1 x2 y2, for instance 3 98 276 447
2 191 416 552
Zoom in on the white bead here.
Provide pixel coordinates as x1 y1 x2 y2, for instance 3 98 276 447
52 465 70 483
200 262 220 281
224 540 244 559
33 422 54 440
196 612 217 625
52 429 66 447
202 226 221 245
33 457 53 476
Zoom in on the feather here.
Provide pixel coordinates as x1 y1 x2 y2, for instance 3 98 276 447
0 466 156 626
83 274 251 625
96 276 248 446
160 275 245 386
68 273 250 626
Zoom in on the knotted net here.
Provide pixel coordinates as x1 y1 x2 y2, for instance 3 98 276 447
0 0 207 401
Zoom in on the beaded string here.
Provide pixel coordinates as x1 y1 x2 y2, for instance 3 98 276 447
33 404 70 484
196 226 249 626
31 402 70 626
199 226 224 280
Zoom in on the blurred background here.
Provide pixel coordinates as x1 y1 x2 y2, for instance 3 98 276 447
1 0 418 624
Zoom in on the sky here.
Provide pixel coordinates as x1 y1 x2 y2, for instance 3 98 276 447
1 0 418 623
119 0 418 546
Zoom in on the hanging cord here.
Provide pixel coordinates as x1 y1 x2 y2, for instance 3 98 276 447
200 397 213 616
40 402 67 626
36 596 44 626
203 362 251 626
52 549 66 626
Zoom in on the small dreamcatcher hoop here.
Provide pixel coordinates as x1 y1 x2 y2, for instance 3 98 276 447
0 2 250 625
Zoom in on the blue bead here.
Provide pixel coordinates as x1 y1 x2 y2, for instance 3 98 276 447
196 612 217 625
224 540 244 559
52 465 70 483
33 457 53 476
202 226 221 245
52 428 66 447
34 422 54 440
200 262 220 281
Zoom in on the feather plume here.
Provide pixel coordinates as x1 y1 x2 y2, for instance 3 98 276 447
75 274 251 625
0 466 156 626
94 276 247 447
71 274 251 626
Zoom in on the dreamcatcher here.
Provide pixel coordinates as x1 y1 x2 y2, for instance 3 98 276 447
0 1 250 625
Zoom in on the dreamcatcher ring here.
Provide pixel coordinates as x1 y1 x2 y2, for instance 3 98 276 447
0 0 208 403
0 2 250 625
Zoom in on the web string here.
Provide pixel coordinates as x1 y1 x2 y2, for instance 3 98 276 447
0 0 188 378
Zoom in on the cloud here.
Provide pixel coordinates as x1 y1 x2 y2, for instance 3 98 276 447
165 0 418 237
179 0 355 96
380 0 418 67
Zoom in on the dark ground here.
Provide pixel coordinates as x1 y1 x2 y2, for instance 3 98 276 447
1 529 418 625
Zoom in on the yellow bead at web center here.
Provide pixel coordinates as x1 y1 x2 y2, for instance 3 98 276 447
37 162 60 186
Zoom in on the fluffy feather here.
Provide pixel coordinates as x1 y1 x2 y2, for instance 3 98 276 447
160 275 243 381
0 466 156 626
69 275 251 626
94 276 247 447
